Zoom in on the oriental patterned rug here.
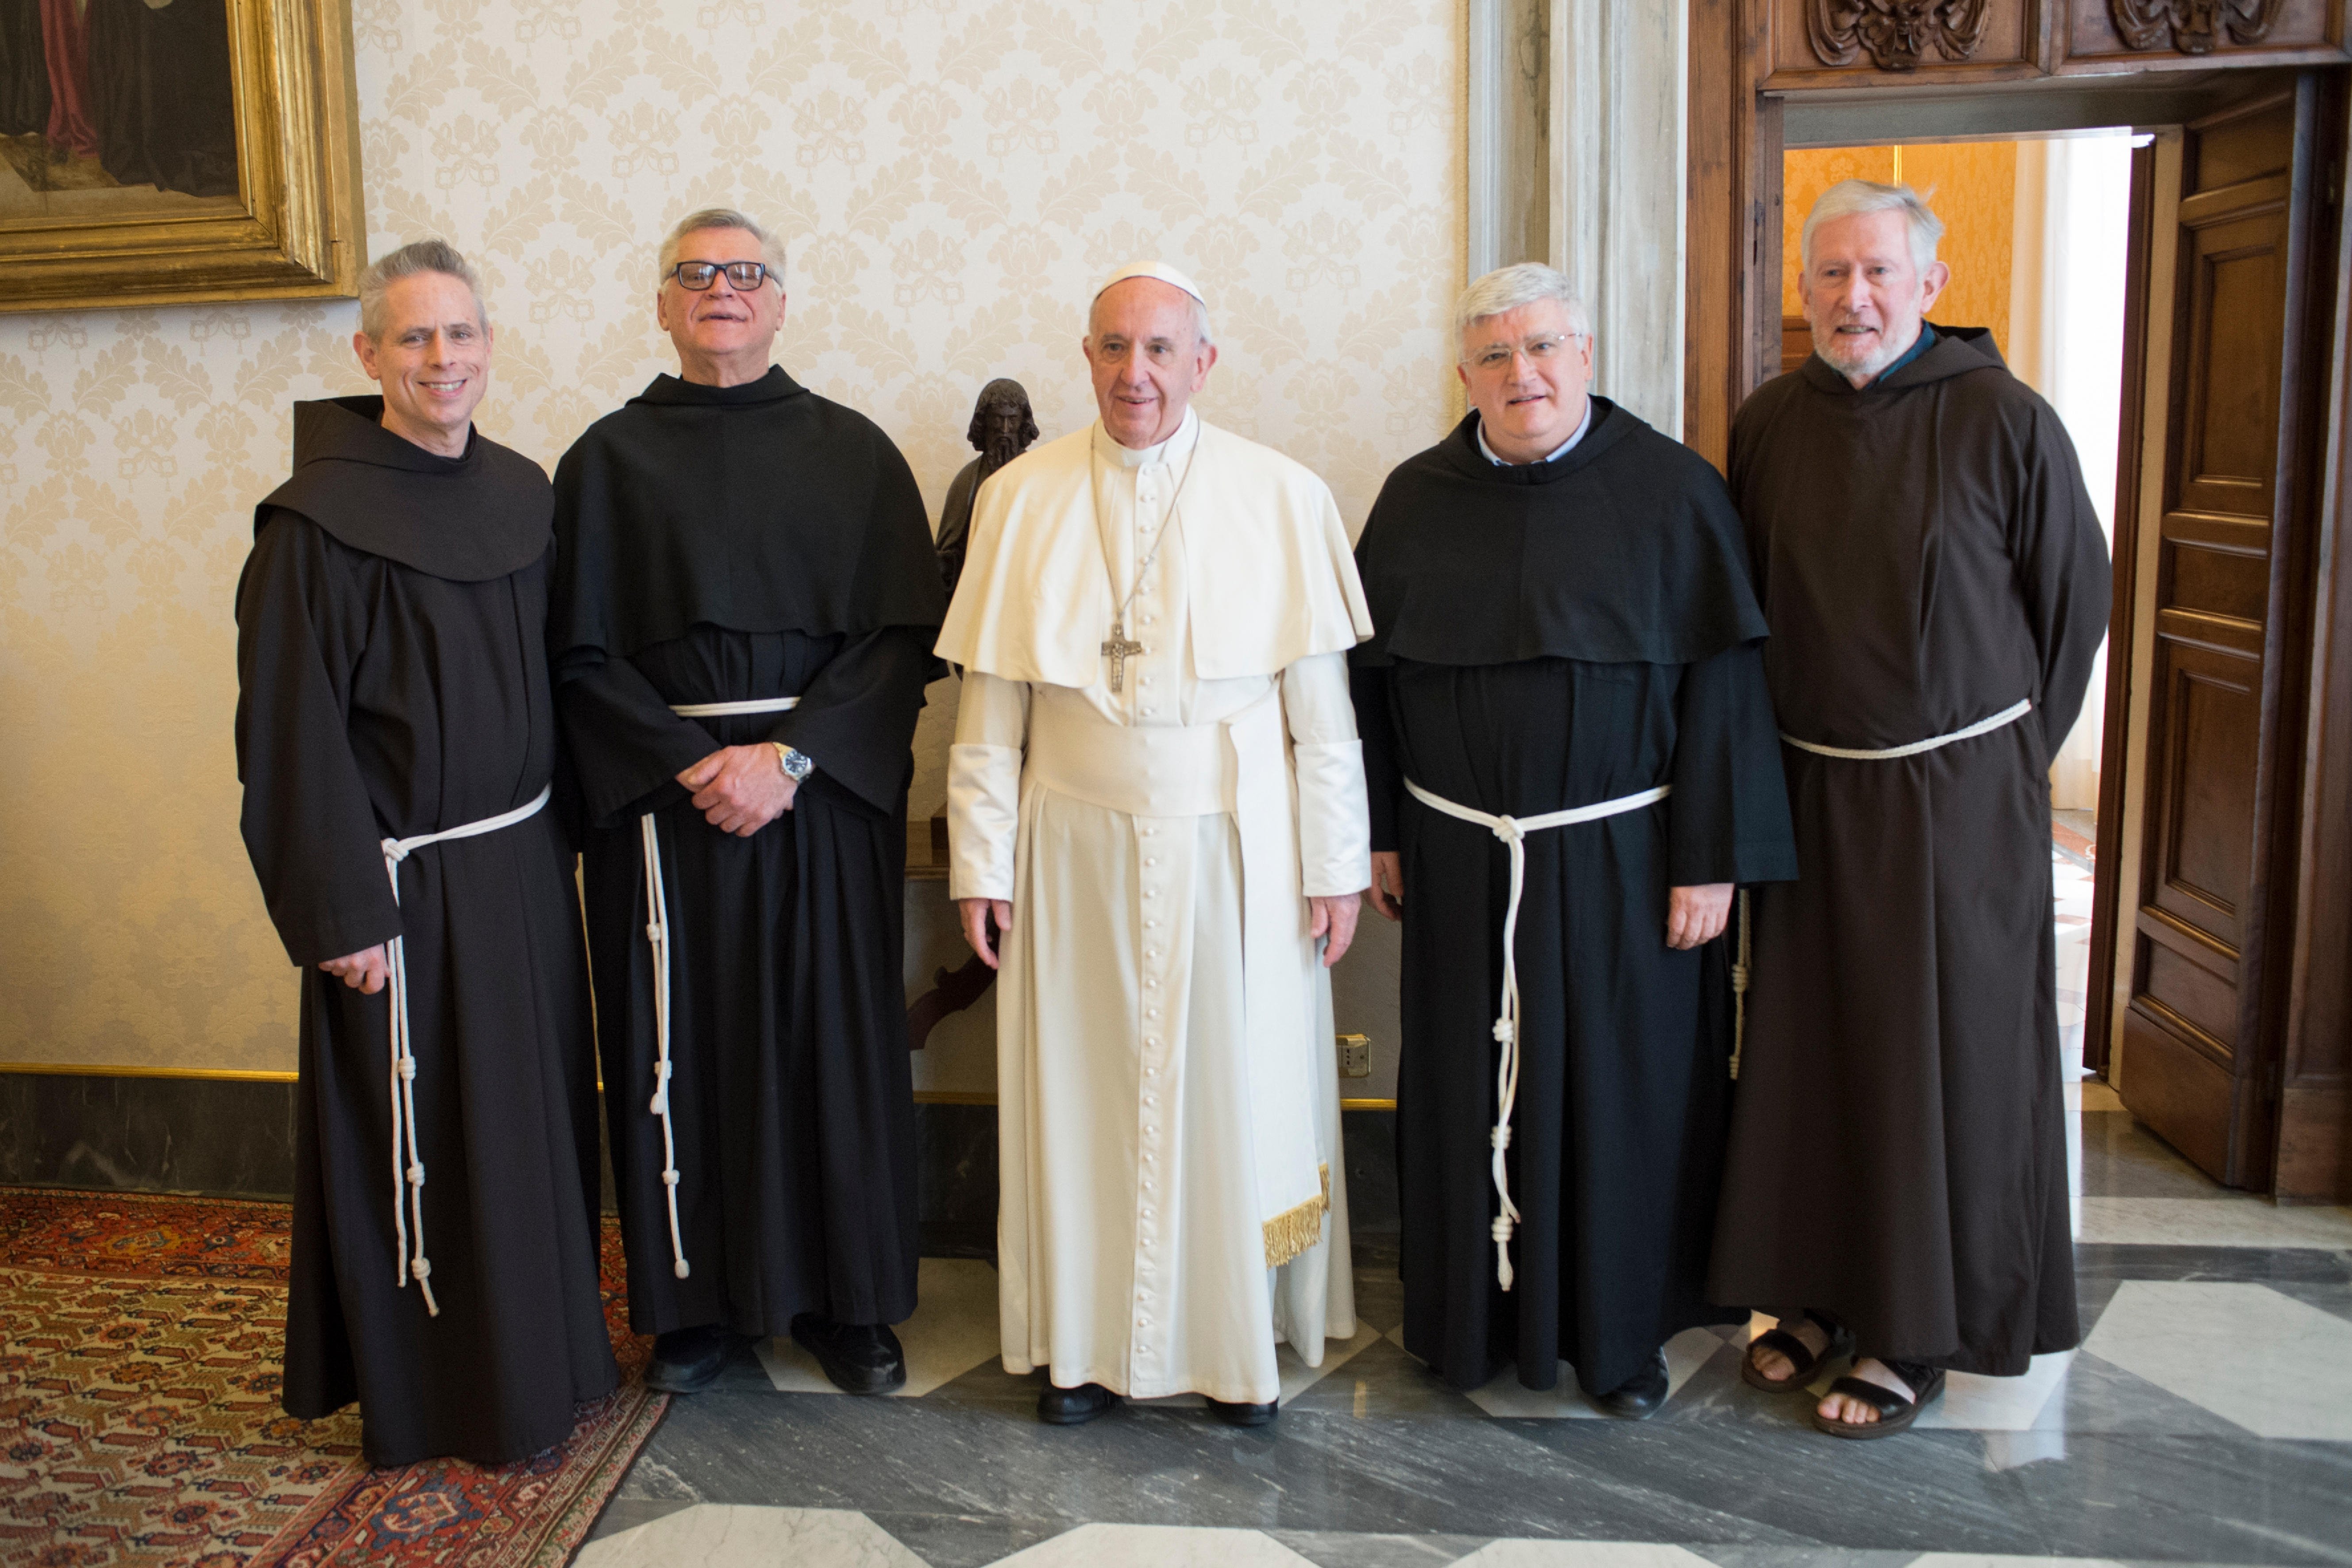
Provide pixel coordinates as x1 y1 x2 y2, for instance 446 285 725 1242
0 1188 664 1568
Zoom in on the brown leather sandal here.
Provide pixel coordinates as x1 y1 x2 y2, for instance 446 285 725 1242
1811 1362 1945 1439
1741 1311 1854 1392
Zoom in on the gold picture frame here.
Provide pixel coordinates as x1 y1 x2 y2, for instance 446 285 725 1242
0 0 364 314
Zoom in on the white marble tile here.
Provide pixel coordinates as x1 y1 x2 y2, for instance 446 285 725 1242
993 1523 1320 1565
575 1503 926 1567
1450 1543 1716 1567
1916 1350 2076 1432
1461 1326 1725 1419
1909 1555 2128 1568
755 1257 1002 1398
2077 1196 2352 1248
2084 1280 2352 1441
1132 1317 1387 1410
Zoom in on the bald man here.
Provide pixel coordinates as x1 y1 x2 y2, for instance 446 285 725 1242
939 263 1373 1426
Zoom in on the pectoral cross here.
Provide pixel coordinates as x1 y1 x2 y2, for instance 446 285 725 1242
1101 621 1145 693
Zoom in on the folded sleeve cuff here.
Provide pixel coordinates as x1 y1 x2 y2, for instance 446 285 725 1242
947 741 1022 901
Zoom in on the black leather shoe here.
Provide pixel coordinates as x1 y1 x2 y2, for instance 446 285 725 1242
1037 1382 1121 1425
646 1324 745 1394
1207 1397 1279 1427
790 1313 908 1395
1592 1348 1670 1419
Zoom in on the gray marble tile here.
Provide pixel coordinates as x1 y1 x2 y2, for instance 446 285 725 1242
585 1497 700 1542
1279 1337 1492 1420
865 1510 1067 1568
1269 1529 1488 1566
2078 1111 2238 1201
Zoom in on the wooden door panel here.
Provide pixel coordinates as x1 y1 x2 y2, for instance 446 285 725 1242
2116 85 2313 1188
2180 207 2288 513
2145 640 2262 940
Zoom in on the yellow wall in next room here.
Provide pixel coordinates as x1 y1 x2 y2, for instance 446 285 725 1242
1783 142 2017 360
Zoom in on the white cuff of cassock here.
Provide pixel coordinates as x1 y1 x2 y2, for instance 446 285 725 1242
947 741 1022 902
1293 737 1370 898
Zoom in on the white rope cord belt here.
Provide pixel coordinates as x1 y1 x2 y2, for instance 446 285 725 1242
1778 696 2032 760
639 693 801 1281
1403 777 1671 1291
378 781 552 1316
1734 697 2039 1082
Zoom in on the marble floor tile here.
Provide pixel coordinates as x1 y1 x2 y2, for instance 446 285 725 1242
1461 1327 1728 1419
1915 1351 2076 1432
990 1523 1322 1564
576 1503 928 1567
757 1258 1003 1397
1450 1546 1719 1567
2077 1197 2352 1248
2083 1280 2352 1440
1132 1318 1387 1412
1269 1528 1492 1566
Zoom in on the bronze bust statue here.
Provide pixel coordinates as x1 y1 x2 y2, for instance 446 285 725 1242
935 378 1038 597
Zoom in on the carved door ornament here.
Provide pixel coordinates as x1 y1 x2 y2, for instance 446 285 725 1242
2108 0 2285 53
1808 0 1990 70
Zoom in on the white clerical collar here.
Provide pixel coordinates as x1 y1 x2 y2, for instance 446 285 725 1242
1092 406 1200 470
1477 397 1592 466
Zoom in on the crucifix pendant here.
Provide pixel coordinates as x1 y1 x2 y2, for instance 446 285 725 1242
1102 620 1145 693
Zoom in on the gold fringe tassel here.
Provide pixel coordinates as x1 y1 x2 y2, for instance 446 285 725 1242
1261 1163 1331 1267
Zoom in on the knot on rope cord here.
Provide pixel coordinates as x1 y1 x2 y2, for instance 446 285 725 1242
1491 1216 1514 1243
649 1090 667 1113
1490 816 1523 844
1489 1125 1511 1150
1731 963 1751 991
382 838 408 866
1491 1017 1514 1044
673 1259 691 1279
406 1162 425 1185
661 1168 680 1186
409 1256 432 1279
646 921 664 942
397 1056 416 1081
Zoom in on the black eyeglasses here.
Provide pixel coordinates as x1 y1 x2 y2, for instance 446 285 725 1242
670 261 772 292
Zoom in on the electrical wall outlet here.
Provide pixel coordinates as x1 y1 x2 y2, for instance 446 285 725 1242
1337 1033 1372 1078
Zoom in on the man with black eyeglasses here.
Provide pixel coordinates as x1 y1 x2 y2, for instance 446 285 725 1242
549 208 946 1396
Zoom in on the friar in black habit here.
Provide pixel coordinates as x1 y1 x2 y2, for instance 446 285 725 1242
1712 181 2108 1438
549 208 947 1396
235 240 615 1468
1352 264 1797 1418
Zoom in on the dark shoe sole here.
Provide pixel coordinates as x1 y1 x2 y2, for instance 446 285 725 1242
1038 1389 1121 1425
789 1324 908 1396
644 1356 729 1394
1207 1400 1279 1427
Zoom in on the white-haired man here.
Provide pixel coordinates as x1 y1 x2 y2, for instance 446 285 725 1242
1351 263 1795 1418
1712 181 2108 1437
940 262 1372 1426
236 239 616 1464
549 208 946 1396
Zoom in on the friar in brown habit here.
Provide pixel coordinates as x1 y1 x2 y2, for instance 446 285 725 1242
1709 180 2110 1438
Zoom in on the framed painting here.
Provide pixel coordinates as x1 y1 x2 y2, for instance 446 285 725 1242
0 0 363 313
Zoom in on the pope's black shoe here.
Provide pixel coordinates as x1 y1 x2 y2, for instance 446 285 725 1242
1592 1348 1670 1419
1037 1381 1121 1425
646 1324 746 1394
790 1314 908 1395
1207 1397 1280 1428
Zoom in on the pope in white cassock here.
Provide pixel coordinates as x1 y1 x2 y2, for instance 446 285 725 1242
939 262 1374 1427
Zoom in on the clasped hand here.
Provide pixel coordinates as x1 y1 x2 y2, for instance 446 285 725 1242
678 744 796 837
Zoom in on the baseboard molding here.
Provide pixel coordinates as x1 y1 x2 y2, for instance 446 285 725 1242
0 1069 1403 1244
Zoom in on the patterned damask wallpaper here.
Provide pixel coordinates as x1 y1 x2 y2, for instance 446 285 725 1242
0 0 1464 1071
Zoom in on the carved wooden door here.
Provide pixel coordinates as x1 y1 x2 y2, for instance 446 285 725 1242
2113 82 2327 1188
